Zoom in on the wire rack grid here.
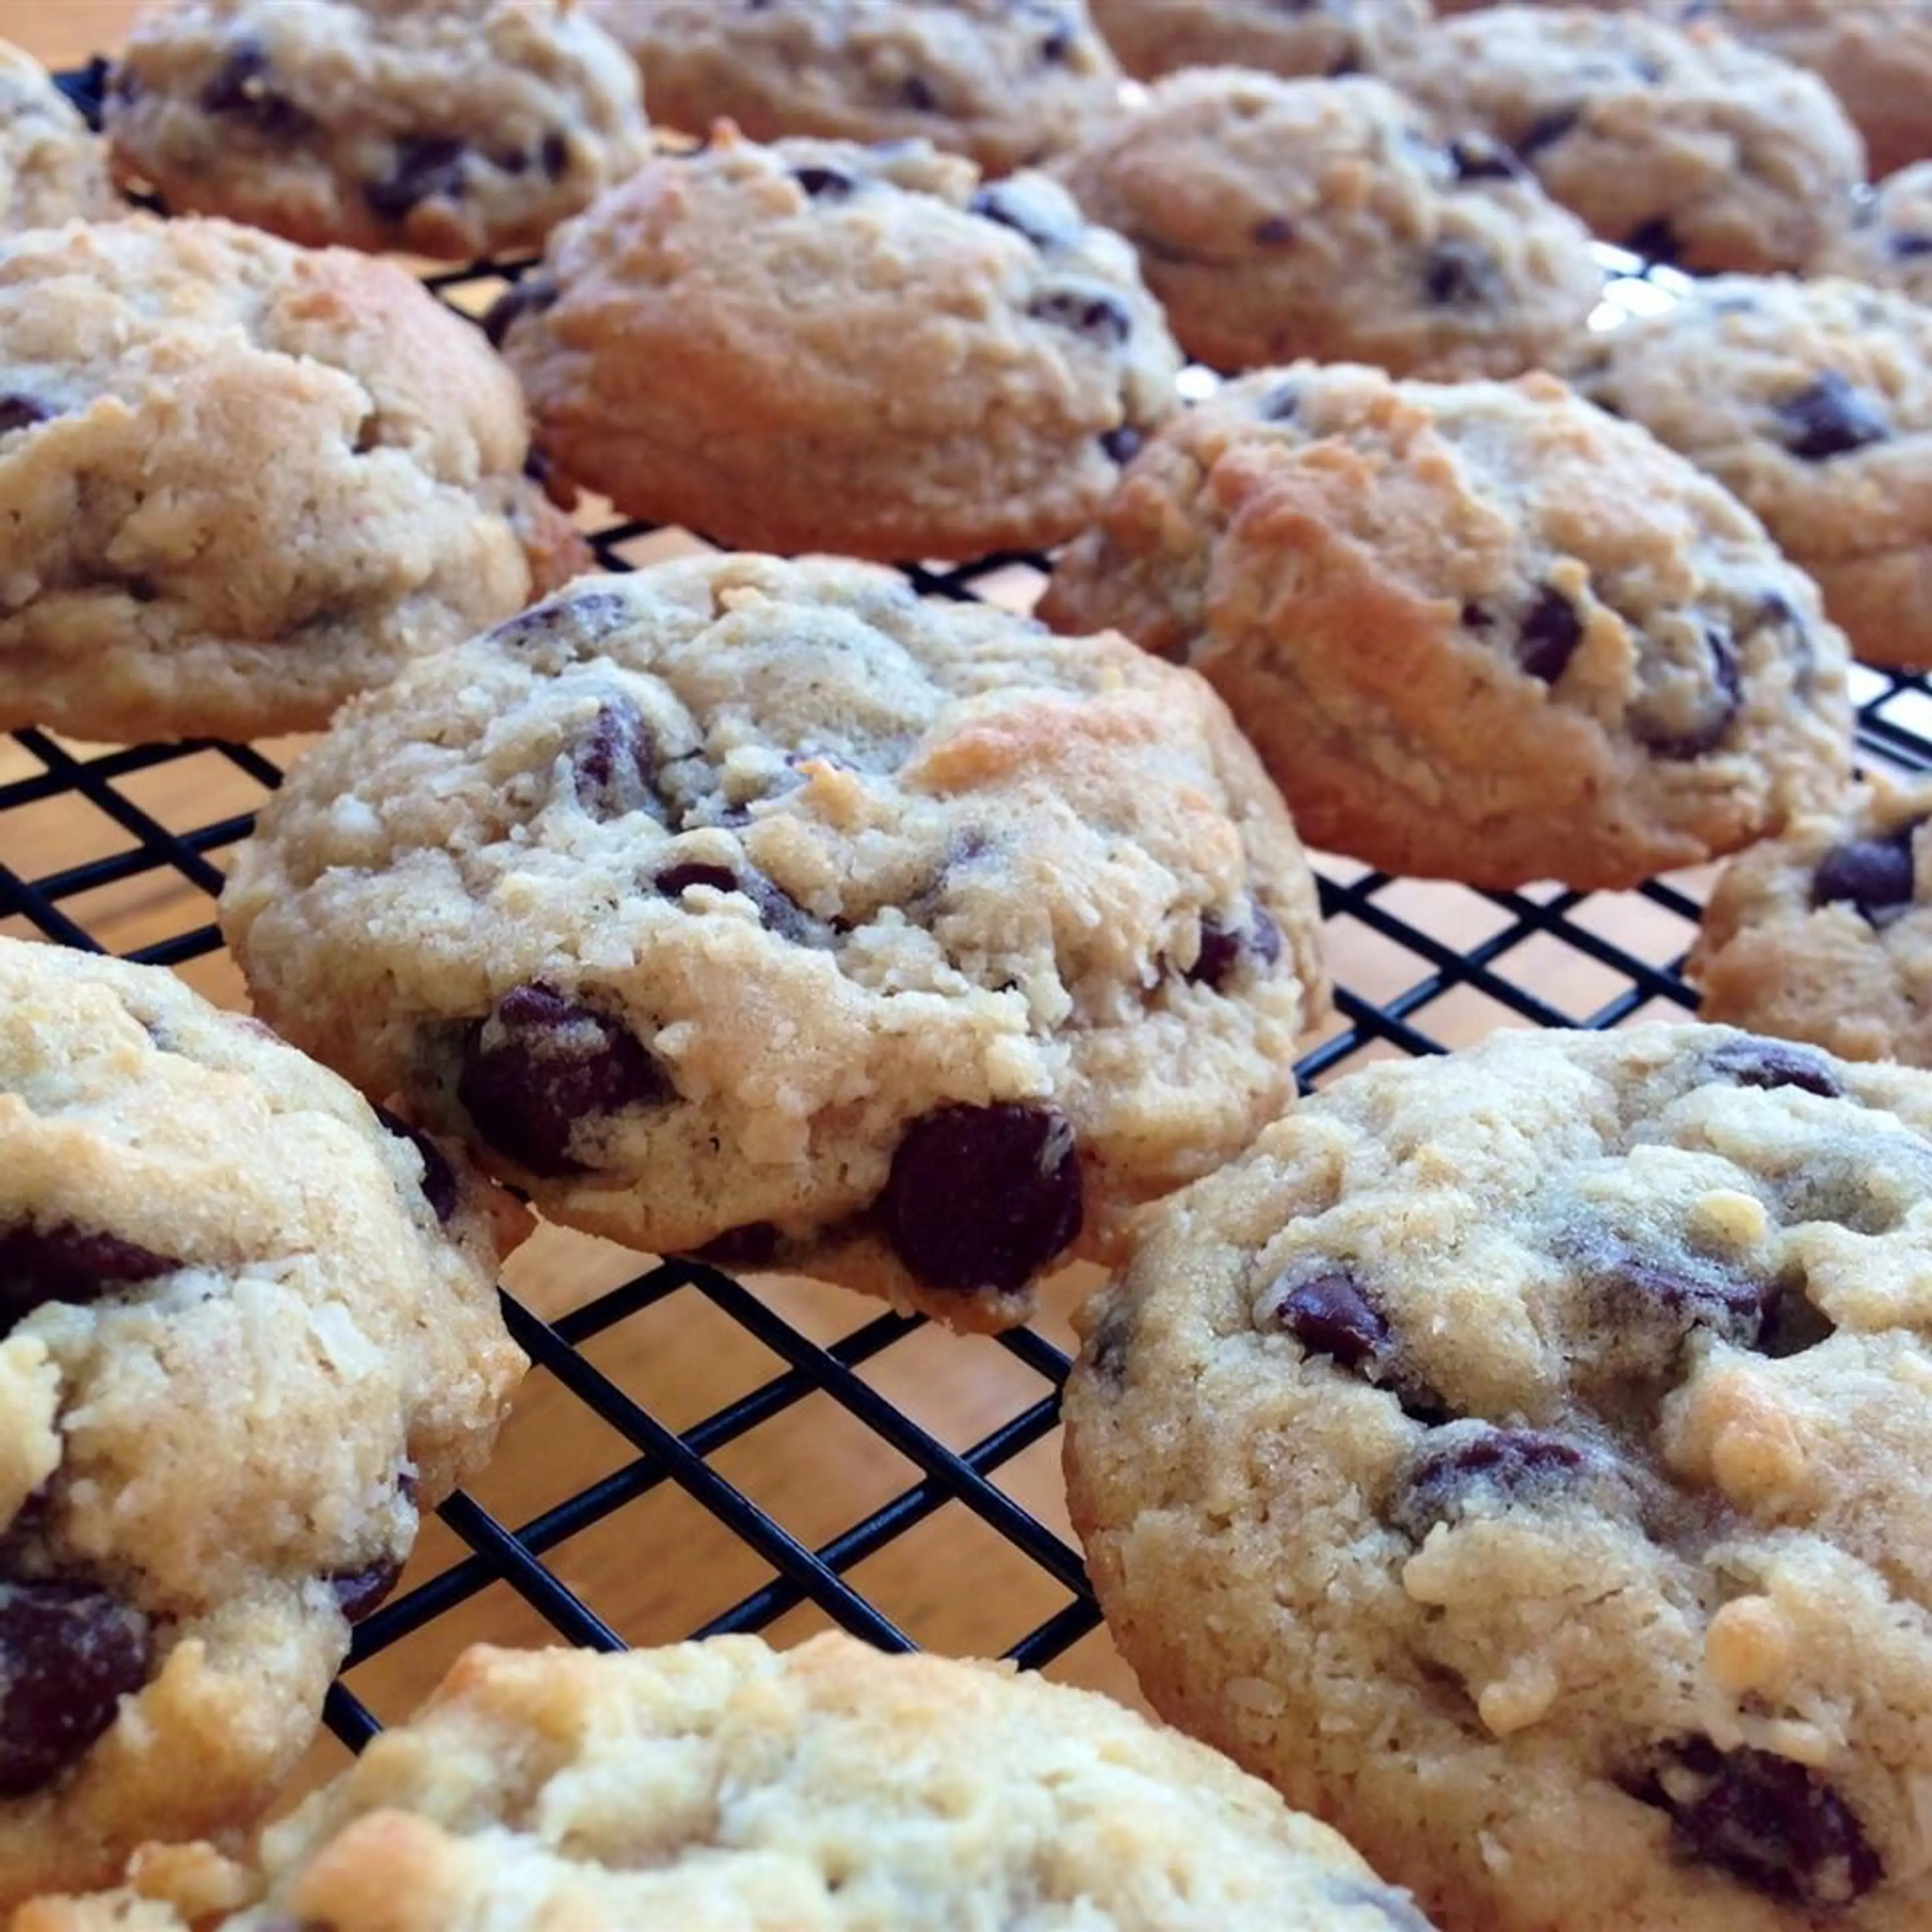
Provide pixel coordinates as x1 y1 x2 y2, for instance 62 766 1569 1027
10 99 1932 1782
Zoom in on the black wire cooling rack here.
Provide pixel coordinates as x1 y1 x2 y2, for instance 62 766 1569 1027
14 72 1932 1782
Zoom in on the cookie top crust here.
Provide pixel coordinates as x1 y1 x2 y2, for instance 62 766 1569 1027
1065 1020 1932 1931
0 40 120 232
0 937 526 1908
1816 165 1932 311
1087 0 1431 84
105 0 650 258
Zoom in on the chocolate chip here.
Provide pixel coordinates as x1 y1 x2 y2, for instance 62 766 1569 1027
1774 371 1891 461
882 1103 1083 1293
1255 384 1299 421
0 1224 178 1335
1587 1239 1769 1351
1423 240 1502 307
540 130 569 180
1707 1035 1842 1100
686 1221 780 1268
1186 896 1278 989
1272 1270 1387 1369
1251 214 1296 246
481 275 559 349
1516 105 1580 158
968 182 1071 250
364 135 469 223
1086 1294 1136 1387
901 74 938 111
1634 626 1740 760
655 861 821 944
1461 602 1495 631
54 55 112 131
791 163 856 200
372 1107 459 1224
1447 134 1525 183
1389 1426 1600 1541
199 41 312 139
1891 230 1932 259
1624 215 1682 264
1027 288 1132 346
1518 585 1585 683
1814 823 1920 925
0 395 53 437
0 1581 152 1797
327 1556 403 1623
1759 1280 1835 1359
573 696 664 823
1635 1740 1881 1906
456 983 673 1177
655 862 738 899
1099 424 1143 464
489 589 629 654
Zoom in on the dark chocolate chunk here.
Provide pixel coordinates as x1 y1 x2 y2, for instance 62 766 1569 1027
1272 1270 1388 1369
881 1102 1083 1293
1027 287 1132 345
1099 424 1143 464
573 695 664 823
968 182 1071 251
1813 823 1921 925
1624 215 1682 264
198 42 312 139
1390 1426 1600 1540
480 275 559 349
1517 585 1585 683
655 861 821 945
1706 1035 1842 1100
488 588 629 653
791 163 855 200
1422 239 1501 308
54 55 113 131
372 1106 459 1224
1447 134 1525 183
327 1555 404 1624
0 1581 152 1797
540 130 569 180
1516 105 1580 158
1251 214 1296 246
456 982 673 1177
0 1224 178 1335
1634 625 1740 760
1635 1739 1881 1906
1186 895 1278 989
1774 370 1891 462
0 394 53 437
365 136 469 223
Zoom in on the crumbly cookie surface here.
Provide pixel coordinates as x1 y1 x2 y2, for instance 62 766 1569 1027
1816 164 1932 310
588 0 1120 178
1087 0 1430 83
1040 364 1854 889
1391 4 1866 273
0 41 120 232
0 215 584 745
1064 1020 1932 1932
1692 775 1932 1066
17 1634 1435 1931
1055 68 1603 378
105 0 648 259
0 937 526 1911
493 130 1181 562
1566 273 1932 670
218 553 1329 1333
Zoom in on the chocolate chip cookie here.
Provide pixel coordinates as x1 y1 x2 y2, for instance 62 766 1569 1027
493 128 1181 562
1566 273 1932 670
1087 0 1430 82
588 0 1121 178
1816 164 1932 309
1065 1020 1932 1932
1691 775 1932 1068
1040 364 1854 889
0 936 527 1910
105 0 649 259
0 214 586 745
1390 5 1866 273
19 1633 1438 1931
1055 68 1604 378
1 40 120 232
218 553 1330 1334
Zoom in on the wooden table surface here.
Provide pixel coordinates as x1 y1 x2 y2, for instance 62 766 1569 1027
3 0 1717 1818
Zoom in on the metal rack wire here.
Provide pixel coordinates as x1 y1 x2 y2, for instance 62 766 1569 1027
12 80 1932 1765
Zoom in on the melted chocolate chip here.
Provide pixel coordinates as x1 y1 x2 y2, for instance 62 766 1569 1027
655 862 820 944
0 394 53 437
1422 239 1501 307
1814 823 1920 925
1447 135 1525 183
1516 106 1580 158
968 183 1070 250
1624 215 1682 264
54 55 112 131
881 1103 1082 1293
481 275 558 349
792 163 855 200
372 1107 459 1223
1186 897 1279 990
365 136 469 223
1590 1240 1769 1350
1706 1035 1842 1099
1027 288 1132 345
1272 1271 1387 1369
573 695 664 823
327 1556 403 1623
1636 1740 1881 1906
1774 370 1892 461
199 42 312 139
0 1581 152 1797
0 1224 178 1335
489 589 630 654
456 983 673 1177
901 74 939 111
1634 626 1740 760
1099 424 1143 464
1252 214 1296 246
1086 1294 1136 1388
540 130 569 180
1517 585 1585 683
1390 1426 1599 1541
